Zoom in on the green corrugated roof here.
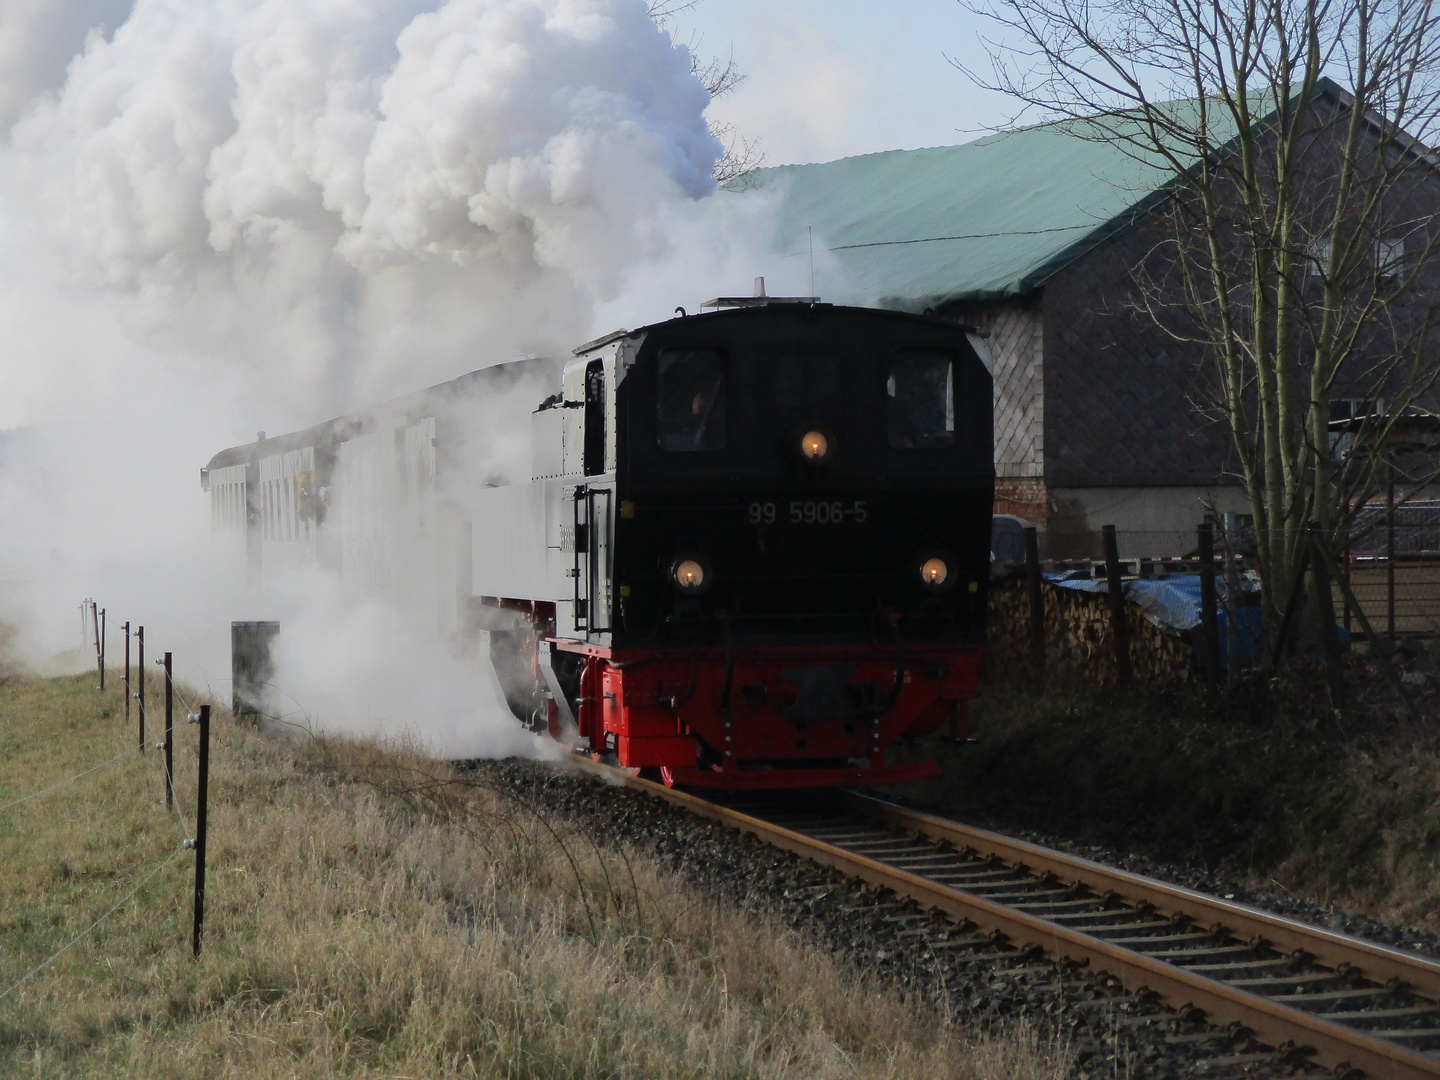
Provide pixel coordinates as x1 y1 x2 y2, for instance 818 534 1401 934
732 120 1184 308
727 89 1334 308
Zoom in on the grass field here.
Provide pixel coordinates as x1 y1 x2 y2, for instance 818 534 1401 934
0 671 1069 1079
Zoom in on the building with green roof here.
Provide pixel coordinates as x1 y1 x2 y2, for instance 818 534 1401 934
736 119 1183 309
729 90 1375 555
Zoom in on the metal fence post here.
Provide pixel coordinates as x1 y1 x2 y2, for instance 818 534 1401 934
1220 519 1242 674
1342 541 1352 634
1024 526 1045 680
123 622 131 727
91 601 101 690
1102 525 1133 689
1388 460 1397 640
99 609 105 691
1331 551 1418 719
191 704 211 957
136 626 145 754
1198 522 1221 683
163 652 174 808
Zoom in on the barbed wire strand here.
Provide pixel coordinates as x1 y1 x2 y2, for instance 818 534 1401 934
0 743 146 814
144 663 200 838
159 661 200 720
1 636 192 1007
0 845 185 1006
149 738 194 841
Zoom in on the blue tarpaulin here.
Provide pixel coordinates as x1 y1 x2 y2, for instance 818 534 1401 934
1042 573 1278 672
1045 572 1206 630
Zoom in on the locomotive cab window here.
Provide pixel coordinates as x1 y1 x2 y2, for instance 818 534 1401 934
887 349 956 449
657 349 726 451
583 359 606 475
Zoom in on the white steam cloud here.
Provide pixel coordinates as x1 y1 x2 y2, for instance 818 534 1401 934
0 0 804 756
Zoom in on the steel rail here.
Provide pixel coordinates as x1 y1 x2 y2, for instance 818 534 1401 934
588 763 1440 1079
843 791 1440 1003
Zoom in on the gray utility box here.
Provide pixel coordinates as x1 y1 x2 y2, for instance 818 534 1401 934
231 621 279 719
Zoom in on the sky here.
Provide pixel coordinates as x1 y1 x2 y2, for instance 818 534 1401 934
669 0 1015 166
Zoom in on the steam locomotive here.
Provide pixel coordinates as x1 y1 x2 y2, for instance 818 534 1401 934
202 296 993 788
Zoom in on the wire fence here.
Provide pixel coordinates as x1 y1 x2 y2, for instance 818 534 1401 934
0 846 186 1006
0 603 214 1009
0 743 145 814
989 522 1330 691
995 518 1440 650
155 660 198 841
1337 524 1440 637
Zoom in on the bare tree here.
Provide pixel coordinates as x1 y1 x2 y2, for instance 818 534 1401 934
962 0 1440 649
649 0 766 181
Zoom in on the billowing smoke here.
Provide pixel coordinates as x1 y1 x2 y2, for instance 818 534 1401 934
0 0 804 756
11 0 741 400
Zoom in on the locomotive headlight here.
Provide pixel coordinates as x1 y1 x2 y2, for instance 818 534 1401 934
799 430 832 464
920 557 949 587
916 553 956 593
675 560 705 589
670 553 714 594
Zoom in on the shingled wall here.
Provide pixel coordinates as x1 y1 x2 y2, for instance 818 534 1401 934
1041 216 1236 489
946 211 1237 513
947 298 1046 520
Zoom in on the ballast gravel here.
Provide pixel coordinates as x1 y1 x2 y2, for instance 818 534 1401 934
473 757 1334 1080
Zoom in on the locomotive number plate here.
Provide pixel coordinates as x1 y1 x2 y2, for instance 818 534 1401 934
747 500 868 525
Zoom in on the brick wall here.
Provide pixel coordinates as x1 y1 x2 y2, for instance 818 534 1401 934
994 477 1048 523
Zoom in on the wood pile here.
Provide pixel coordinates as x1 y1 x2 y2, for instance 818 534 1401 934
988 574 1194 693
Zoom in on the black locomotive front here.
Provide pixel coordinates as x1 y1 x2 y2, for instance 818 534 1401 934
613 305 992 646
569 303 994 788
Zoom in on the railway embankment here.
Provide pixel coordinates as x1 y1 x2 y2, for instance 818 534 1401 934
0 671 1064 1080
474 761 1312 1078
894 647 1440 940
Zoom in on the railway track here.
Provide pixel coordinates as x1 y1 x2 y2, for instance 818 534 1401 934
588 762 1440 1079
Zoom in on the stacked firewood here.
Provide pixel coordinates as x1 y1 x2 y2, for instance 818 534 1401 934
988 574 1194 692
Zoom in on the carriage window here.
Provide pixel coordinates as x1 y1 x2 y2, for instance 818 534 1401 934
657 349 726 451
887 350 955 448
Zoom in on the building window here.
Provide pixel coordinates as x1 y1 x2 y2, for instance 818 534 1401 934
1376 238 1406 281
1328 397 1385 458
1330 398 1384 422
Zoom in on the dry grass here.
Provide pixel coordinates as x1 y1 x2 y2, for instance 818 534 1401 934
0 671 1071 1079
1263 739 1440 925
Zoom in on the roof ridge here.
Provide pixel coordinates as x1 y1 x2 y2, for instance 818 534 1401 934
737 80 1346 180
